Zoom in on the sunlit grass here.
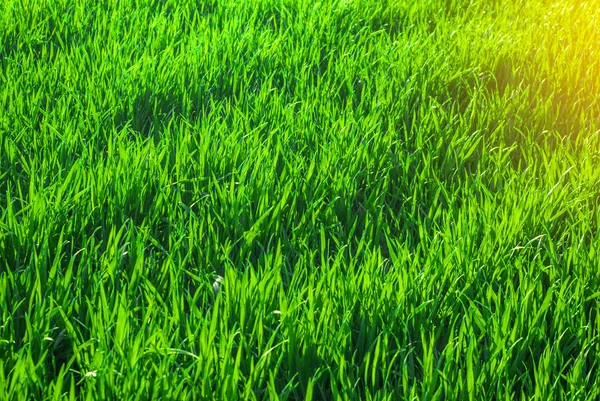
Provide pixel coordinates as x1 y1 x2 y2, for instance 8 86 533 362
1 0 599 399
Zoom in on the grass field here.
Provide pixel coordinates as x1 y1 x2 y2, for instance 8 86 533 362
1 0 600 399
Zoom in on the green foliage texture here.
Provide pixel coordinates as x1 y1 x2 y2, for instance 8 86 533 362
1 0 600 399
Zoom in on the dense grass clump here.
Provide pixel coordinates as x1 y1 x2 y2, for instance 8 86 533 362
1 0 600 399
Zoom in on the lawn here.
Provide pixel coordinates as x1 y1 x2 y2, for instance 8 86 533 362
1 0 600 399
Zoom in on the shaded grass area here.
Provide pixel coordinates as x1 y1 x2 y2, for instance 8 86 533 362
1 0 600 399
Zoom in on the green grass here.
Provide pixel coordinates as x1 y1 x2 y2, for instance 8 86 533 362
1 0 600 399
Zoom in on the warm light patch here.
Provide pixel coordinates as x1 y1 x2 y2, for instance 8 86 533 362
502 1 600 139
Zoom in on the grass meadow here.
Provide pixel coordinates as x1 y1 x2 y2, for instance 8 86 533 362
1 0 600 399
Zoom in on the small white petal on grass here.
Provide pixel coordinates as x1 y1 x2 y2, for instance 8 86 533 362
85 371 97 378
213 276 223 295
